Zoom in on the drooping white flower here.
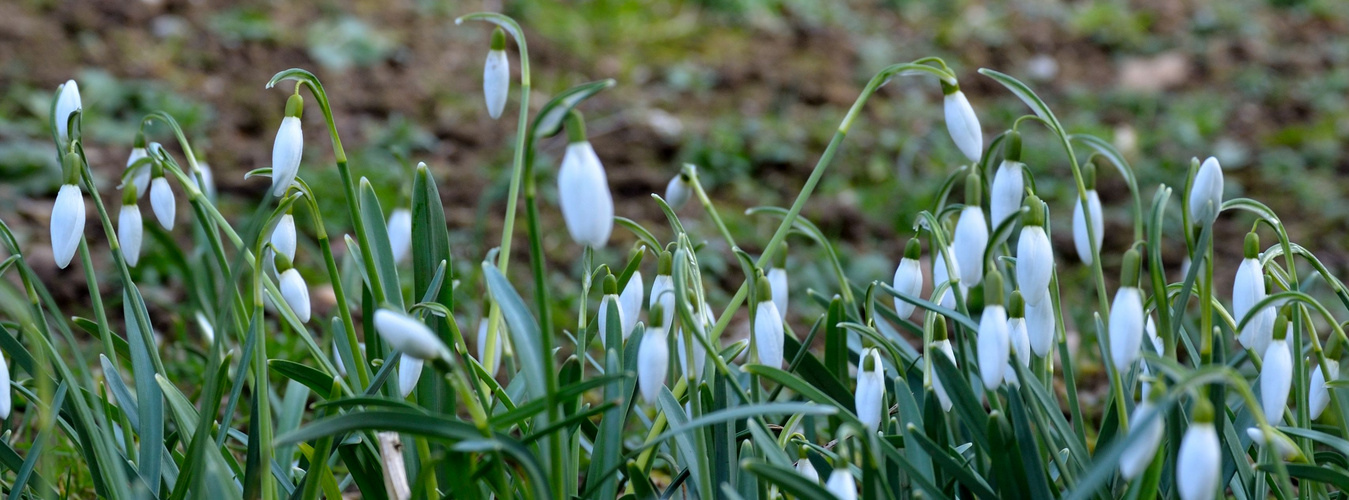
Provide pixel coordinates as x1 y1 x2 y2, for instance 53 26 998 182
795 458 820 483
637 308 671 404
270 94 304 197
942 85 983 163
1119 394 1165 479
374 309 450 362
118 203 143 267
476 319 504 377
931 336 956 412
483 29 510 120
598 275 626 349
387 208 412 264
619 271 643 341
51 184 86 269
1072 190 1104 265
1005 292 1030 387
892 238 923 318
1234 233 1272 351
271 213 297 265
557 126 614 248
1310 359 1339 420
932 244 962 309
1261 330 1292 425
1017 194 1053 305
854 348 886 432
0 350 9 419
953 174 988 286
397 353 423 399
825 467 857 500
754 272 785 369
990 135 1025 232
149 176 175 230
1246 427 1299 459
1026 291 1056 357
664 172 691 209
1109 249 1145 371
125 136 150 198
649 252 675 331
278 268 311 323
1177 401 1221 500
977 270 1010 390
54 79 81 145
1189 156 1224 227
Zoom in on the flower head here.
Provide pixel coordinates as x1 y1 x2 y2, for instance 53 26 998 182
1016 194 1054 305
989 131 1025 231
825 466 857 500
1261 314 1292 425
619 268 644 341
1177 399 1220 500
1234 232 1273 351
942 82 983 162
54 79 82 145
893 238 923 318
598 274 626 349
557 112 614 248
754 270 785 369
118 200 143 267
278 268 311 323
387 208 412 264
125 133 151 198
1189 156 1224 227
953 172 989 286
149 176 176 230
637 306 671 404
855 348 886 432
795 458 820 483
769 247 789 320
1026 294 1056 357
397 353 423 399
1108 249 1144 371
1310 358 1339 420
51 183 86 269
664 171 691 210
1005 291 1030 386
270 93 304 197
930 322 957 412
976 269 1010 390
649 251 675 331
1071 163 1104 265
483 28 510 119
374 309 450 362
1120 386 1165 479
932 244 962 309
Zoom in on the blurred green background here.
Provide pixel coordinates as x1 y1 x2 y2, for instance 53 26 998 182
3 0 1349 378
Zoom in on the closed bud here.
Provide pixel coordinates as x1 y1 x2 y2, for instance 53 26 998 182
332 340 347 377
977 271 1010 390
893 238 923 317
118 203 143 267
825 467 857 500
271 213 298 266
795 458 819 483
931 335 957 412
374 309 450 362
768 261 789 321
270 93 304 197
0 350 9 419
1177 399 1221 500
1005 291 1030 386
1026 293 1056 357
1188 156 1224 227
387 208 412 264
193 161 216 200
942 82 983 162
754 270 785 368
279 268 311 323
664 172 691 209
1016 196 1054 306
619 270 644 340
483 28 510 119
1108 286 1144 371
1233 234 1272 351
1119 390 1165 479
990 157 1025 232
1261 334 1292 425
954 173 989 286
637 307 670 404
397 353 423 399
51 183 86 269
196 312 215 345
54 79 82 145
149 176 176 230
1310 359 1339 420
855 348 886 432
126 134 151 198
557 141 614 248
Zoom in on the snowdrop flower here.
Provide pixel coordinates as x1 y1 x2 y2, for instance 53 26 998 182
149 175 175 230
54 79 81 145
892 238 923 317
387 208 412 264
1108 249 1144 371
1005 291 1030 387
51 180 86 269
977 269 1010 390
557 111 614 248
1119 385 1165 479
598 274 626 349
1261 317 1292 424
270 93 304 197
932 243 961 309
825 466 857 500
270 213 297 266
117 190 143 267
795 457 819 483
637 306 670 404
1072 163 1104 265
942 81 983 163
619 269 643 341
1233 232 1273 351
754 271 786 369
930 321 957 412
1017 194 1053 305
1026 295 1055 357
0 350 9 419
1177 399 1221 500
397 353 423 399
675 298 711 380
278 267 311 323
482 28 510 119
193 160 216 200
374 309 450 362
989 131 1025 233
476 319 504 377
768 247 788 320
953 173 989 286
1310 357 1339 420
1247 427 1300 459
125 133 151 198
855 347 886 432
196 312 215 345
664 171 691 209
1188 156 1224 227
649 251 675 331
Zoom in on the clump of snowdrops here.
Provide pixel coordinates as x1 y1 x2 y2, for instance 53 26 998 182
1 12 1347 500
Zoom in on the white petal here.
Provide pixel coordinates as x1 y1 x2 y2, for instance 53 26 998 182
51 184 85 269
943 90 983 162
1261 339 1293 424
619 272 644 340
1119 400 1165 479
196 312 215 345
795 459 820 483
825 469 857 500
195 162 216 199
271 214 297 264
768 268 789 320
0 351 10 419
598 295 625 350
1177 423 1220 500
855 350 886 431
1188 157 1224 227
1006 317 1030 386
374 309 448 361
892 258 923 318
953 206 988 286
1016 226 1053 305
675 328 706 379
557 142 614 248
1026 295 1056 357
637 326 669 404
1109 287 1144 370
279 269 311 323
990 160 1024 231
664 175 691 209
977 306 1010 390
931 340 956 412
932 248 960 309
483 50 510 119
149 177 176 230
118 205 143 267
754 301 785 369
271 116 303 197
125 148 151 197
1072 190 1103 264
649 275 675 331
55 80 82 144
387 208 413 264
1310 362 1339 420
1233 258 1267 349
1246 427 1299 459
397 353 423 399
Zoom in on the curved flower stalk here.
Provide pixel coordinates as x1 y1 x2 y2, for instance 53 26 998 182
942 80 983 163
825 463 858 500
649 251 675 331
676 300 712 378
1071 163 1104 265
54 79 81 145
1260 312 1292 424
482 28 510 120
768 248 789 320
932 243 961 309
387 208 412 264
619 269 643 341
953 172 989 286
989 131 1025 232
1005 291 1030 387
373 308 451 362
598 274 625 349
664 171 691 210
125 132 151 197
892 238 923 318
1026 293 1055 357
270 92 304 197
1188 156 1224 227
557 111 614 248
1119 385 1165 479
1108 249 1144 371
1016 194 1053 305
51 156 86 269
855 347 886 432
1233 232 1272 351
117 188 143 267
397 353 423 399
149 175 175 230
977 269 1010 390
930 320 957 412
1310 357 1339 420
637 306 670 404
753 270 785 369
1177 399 1220 500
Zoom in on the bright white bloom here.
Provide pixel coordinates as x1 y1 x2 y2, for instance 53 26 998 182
271 115 303 197
1026 294 1055 357
664 173 691 209
54 80 81 144
1177 412 1220 500
0 351 9 419
271 214 297 265
125 146 150 197
1119 398 1165 479
1189 157 1224 227
977 303 1010 390
932 245 963 309
476 320 504 377
1233 235 1272 351
387 208 412 264
1017 194 1053 305
953 205 988 286
51 184 86 269
931 338 956 412
149 177 175 230
373 309 449 362
598 277 625 349
1261 337 1292 425
1005 313 1029 386
754 299 785 369
1310 360 1339 420
1072 190 1103 265
483 46 510 119
619 271 643 340
118 204 143 267
990 160 1024 232
637 319 670 404
1246 427 1299 459
768 267 788 320
1109 287 1144 370
397 353 423 399
279 268 311 323
855 348 886 432
892 239 923 318
557 141 614 248
825 467 857 500
795 459 819 483
943 89 982 162
649 273 675 331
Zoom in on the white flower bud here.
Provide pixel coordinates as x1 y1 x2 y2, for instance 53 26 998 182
1026 294 1055 357
1177 418 1220 500
1072 190 1103 265
637 321 670 404
1119 398 1164 479
196 312 215 345
990 161 1024 232
279 268 311 323
754 300 785 369
271 115 303 197
483 49 510 119
619 271 643 341
953 206 988 286
931 338 956 412
598 294 625 350
1246 427 1299 459
374 309 450 362
1017 226 1053 304
1005 315 1029 387
855 348 886 432
1310 360 1339 420
387 208 412 264
193 162 216 200
664 174 691 209
1188 157 1224 227
649 274 675 331
51 184 86 269
1261 338 1292 425
54 80 81 144
768 267 788 320
795 459 819 483
825 467 857 500
397 353 423 399
271 214 297 265
126 147 151 198
149 177 176 230
118 204 143 267
892 239 923 318
943 89 983 162
1109 287 1144 370
558 141 614 248
1233 249 1271 351
932 245 962 309
0 351 9 419
977 305 1010 390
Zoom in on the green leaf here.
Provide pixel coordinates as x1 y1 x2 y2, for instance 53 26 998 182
482 262 546 402
124 292 163 496
1257 463 1349 491
823 297 847 383
742 460 836 499
270 359 338 398
928 347 989 451
978 69 1063 133
531 80 617 138
359 178 403 308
